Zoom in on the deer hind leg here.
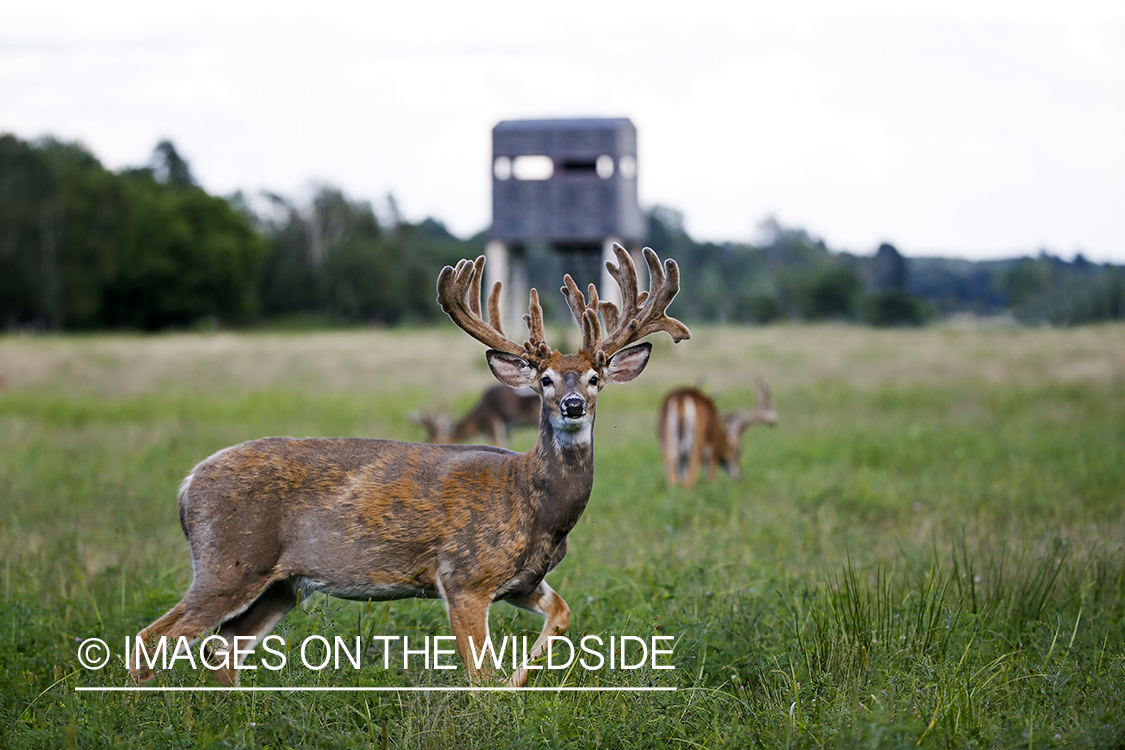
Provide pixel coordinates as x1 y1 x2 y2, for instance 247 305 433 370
682 441 704 489
664 453 683 487
505 581 570 687
209 580 298 685
130 574 287 684
681 400 704 488
661 447 683 486
661 407 682 486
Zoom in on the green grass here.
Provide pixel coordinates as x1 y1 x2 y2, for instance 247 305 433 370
1 323 1124 748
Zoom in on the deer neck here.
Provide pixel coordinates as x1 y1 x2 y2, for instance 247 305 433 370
519 409 596 539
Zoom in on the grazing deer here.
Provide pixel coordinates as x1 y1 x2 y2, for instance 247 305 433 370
131 244 689 688
412 385 541 447
659 377 777 488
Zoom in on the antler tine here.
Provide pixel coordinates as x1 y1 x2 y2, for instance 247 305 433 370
587 282 619 334
468 256 485 318
436 256 528 359
585 283 610 354
597 297 620 335
598 244 691 358
521 288 553 361
561 275 604 356
560 275 587 327
752 375 779 426
487 280 505 335
607 244 640 320
638 247 684 333
754 375 773 409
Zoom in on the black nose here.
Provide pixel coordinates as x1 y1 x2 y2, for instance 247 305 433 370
560 395 587 418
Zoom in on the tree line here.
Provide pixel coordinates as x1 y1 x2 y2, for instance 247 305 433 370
1 135 265 330
1 133 1121 331
648 209 1124 327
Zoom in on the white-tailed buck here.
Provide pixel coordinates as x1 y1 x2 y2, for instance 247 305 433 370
659 378 777 488
412 385 540 447
131 244 689 687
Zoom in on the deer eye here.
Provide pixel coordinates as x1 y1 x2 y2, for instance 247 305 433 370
589 375 600 387
540 376 552 388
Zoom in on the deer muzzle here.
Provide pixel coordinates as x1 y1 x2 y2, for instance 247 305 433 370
560 395 587 419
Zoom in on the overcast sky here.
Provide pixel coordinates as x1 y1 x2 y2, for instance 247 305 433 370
3 1 1123 261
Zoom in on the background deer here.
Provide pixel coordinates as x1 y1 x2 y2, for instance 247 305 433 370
659 377 777 488
412 384 540 447
131 244 689 688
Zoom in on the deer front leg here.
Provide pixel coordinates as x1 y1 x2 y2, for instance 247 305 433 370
706 450 719 481
505 581 570 687
441 584 496 685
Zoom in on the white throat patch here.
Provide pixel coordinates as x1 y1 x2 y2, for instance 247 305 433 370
551 413 593 449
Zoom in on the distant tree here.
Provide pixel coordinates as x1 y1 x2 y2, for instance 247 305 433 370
797 265 863 320
256 193 322 316
0 135 132 328
872 242 907 292
391 218 477 322
254 185 474 324
756 215 831 269
740 292 782 323
0 133 265 330
383 193 403 230
646 205 694 260
906 257 1010 315
38 138 130 328
1003 254 1125 325
863 292 931 326
104 171 266 329
150 140 196 187
0 134 54 326
1098 268 1125 320
1002 256 1052 307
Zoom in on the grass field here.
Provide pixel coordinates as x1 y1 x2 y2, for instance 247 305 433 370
1 322 1123 748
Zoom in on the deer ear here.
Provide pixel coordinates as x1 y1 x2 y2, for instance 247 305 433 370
603 342 651 384
486 350 535 388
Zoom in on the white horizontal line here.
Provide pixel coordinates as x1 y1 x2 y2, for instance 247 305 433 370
76 685 676 693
